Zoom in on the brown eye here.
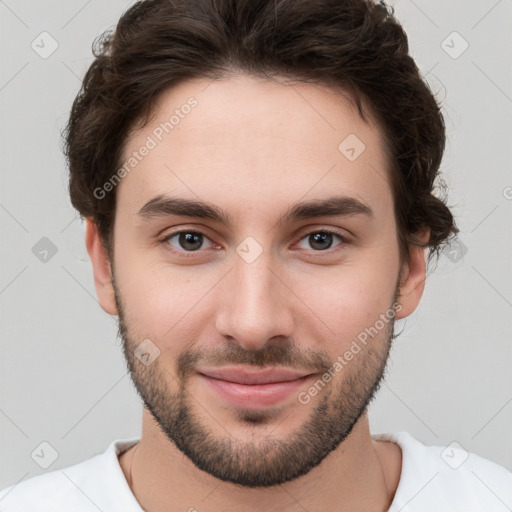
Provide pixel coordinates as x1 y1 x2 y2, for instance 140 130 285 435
296 231 346 251
165 231 213 252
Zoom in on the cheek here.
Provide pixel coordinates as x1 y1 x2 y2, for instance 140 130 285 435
113 210 400 360
114 251 218 345
288 248 398 355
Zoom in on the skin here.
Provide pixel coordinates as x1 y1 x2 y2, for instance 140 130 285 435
86 74 429 511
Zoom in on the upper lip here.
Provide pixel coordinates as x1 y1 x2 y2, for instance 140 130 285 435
198 366 313 385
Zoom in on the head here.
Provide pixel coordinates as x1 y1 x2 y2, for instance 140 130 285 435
65 0 458 488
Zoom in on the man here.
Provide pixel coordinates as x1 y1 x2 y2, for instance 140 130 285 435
1 0 510 510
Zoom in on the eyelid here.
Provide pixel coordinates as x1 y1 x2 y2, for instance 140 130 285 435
161 228 218 252
294 228 350 252
160 226 350 256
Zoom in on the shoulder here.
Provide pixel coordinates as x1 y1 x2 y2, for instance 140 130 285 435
374 431 512 512
0 438 140 512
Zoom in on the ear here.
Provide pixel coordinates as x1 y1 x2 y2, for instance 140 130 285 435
85 218 118 316
395 229 430 320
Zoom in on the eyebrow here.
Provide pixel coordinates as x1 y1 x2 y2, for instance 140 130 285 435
137 194 374 227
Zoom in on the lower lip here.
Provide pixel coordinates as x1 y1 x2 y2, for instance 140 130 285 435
199 374 313 409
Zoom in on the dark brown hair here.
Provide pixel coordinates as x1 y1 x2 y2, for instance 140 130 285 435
63 0 458 268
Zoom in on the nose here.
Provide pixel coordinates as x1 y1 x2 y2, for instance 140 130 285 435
214 249 295 351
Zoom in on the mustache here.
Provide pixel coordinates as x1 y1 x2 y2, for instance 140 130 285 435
176 341 333 381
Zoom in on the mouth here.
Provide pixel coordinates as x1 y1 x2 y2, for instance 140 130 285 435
197 366 316 409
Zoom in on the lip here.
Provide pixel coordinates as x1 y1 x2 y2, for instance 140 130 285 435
199 366 312 385
197 366 315 409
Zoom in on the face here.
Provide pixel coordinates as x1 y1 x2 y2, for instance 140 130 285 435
88 74 427 487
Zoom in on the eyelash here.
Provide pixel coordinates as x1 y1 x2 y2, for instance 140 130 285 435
160 228 350 257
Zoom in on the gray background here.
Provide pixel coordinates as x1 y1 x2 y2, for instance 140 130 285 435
1 0 511 491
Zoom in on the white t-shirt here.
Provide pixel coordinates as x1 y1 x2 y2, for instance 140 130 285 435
1 431 511 511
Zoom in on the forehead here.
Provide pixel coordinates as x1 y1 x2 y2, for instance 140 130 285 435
117 74 392 221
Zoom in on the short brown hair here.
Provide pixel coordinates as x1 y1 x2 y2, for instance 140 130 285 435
63 0 458 268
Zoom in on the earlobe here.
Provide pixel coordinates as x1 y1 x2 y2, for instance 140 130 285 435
85 218 118 316
395 230 430 320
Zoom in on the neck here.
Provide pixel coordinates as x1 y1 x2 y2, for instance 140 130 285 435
120 411 401 512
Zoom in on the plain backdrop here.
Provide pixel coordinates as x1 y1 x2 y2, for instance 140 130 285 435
1 0 511 490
